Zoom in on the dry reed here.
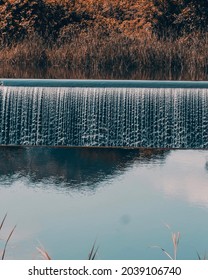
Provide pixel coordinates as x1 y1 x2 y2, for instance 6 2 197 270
0 31 208 80
0 215 206 260
152 224 180 260
37 246 52 260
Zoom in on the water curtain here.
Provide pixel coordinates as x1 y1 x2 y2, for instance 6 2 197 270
0 84 208 148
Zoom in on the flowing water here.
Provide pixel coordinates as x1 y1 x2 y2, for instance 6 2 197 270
0 86 208 148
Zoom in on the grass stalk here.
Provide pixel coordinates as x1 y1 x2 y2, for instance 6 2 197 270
88 241 99 260
0 214 16 260
152 225 180 260
36 246 51 260
1 225 16 260
0 213 7 232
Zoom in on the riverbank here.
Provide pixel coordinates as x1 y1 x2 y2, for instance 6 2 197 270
0 1 208 80
0 31 208 80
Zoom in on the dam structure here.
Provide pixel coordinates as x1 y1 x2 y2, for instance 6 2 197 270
0 79 208 148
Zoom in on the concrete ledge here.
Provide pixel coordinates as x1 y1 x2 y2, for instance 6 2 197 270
1 79 208 88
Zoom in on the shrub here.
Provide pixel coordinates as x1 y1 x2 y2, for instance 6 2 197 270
141 0 208 37
0 0 92 44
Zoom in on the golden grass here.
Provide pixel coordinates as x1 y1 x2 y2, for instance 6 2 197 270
0 30 208 80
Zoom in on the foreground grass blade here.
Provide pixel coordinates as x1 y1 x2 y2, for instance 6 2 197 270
151 245 173 260
197 251 201 260
152 224 180 260
1 225 16 260
197 251 207 260
172 232 180 260
36 247 51 260
0 213 7 232
88 241 99 260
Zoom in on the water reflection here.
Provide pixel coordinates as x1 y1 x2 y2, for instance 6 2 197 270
0 146 169 189
0 147 208 260
1 63 208 81
154 151 208 208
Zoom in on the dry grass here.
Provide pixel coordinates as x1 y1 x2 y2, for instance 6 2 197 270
152 224 180 260
0 212 99 260
0 1 208 80
37 246 52 260
36 240 98 260
0 215 206 260
0 31 208 80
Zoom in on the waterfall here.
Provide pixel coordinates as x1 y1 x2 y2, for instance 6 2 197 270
0 86 208 148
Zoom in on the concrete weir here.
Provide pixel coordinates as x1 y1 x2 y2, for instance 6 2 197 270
1 79 208 88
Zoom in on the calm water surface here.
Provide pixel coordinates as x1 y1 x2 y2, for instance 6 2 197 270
0 147 208 260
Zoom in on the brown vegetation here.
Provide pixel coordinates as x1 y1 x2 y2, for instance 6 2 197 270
0 0 208 80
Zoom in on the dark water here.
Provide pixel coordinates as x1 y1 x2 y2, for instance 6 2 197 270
0 147 208 260
1 86 208 148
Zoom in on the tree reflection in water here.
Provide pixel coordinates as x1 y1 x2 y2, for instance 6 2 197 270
0 146 170 190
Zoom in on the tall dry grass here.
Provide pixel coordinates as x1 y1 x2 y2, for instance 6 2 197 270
0 31 208 80
152 224 180 260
